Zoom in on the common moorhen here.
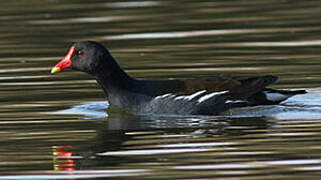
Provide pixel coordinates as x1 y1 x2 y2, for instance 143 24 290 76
51 41 306 115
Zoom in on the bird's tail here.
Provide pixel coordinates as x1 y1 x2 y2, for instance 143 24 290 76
260 88 307 104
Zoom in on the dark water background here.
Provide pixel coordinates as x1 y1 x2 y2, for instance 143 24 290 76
2 0 321 179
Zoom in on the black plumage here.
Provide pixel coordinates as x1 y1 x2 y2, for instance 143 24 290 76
51 41 306 115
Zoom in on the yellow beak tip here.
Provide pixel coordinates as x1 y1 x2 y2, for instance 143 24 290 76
51 67 61 74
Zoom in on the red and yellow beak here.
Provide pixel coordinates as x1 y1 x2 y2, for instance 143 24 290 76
51 46 75 74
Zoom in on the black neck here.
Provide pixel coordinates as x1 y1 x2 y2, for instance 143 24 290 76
92 55 185 111
93 57 151 110
95 60 134 90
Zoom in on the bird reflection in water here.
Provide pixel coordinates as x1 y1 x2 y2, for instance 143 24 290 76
53 145 75 171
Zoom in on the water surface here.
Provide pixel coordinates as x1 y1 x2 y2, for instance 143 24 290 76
1 0 321 179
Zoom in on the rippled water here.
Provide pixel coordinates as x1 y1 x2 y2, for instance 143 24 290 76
2 0 321 179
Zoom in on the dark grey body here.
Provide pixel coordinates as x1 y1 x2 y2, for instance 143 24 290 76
63 41 306 116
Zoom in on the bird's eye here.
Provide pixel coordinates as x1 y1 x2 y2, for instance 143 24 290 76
78 50 84 56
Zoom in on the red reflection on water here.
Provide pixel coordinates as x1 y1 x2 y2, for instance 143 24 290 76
53 145 75 171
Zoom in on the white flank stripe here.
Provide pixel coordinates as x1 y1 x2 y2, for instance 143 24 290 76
198 91 228 103
264 91 291 102
225 100 247 103
175 90 207 101
154 93 172 100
